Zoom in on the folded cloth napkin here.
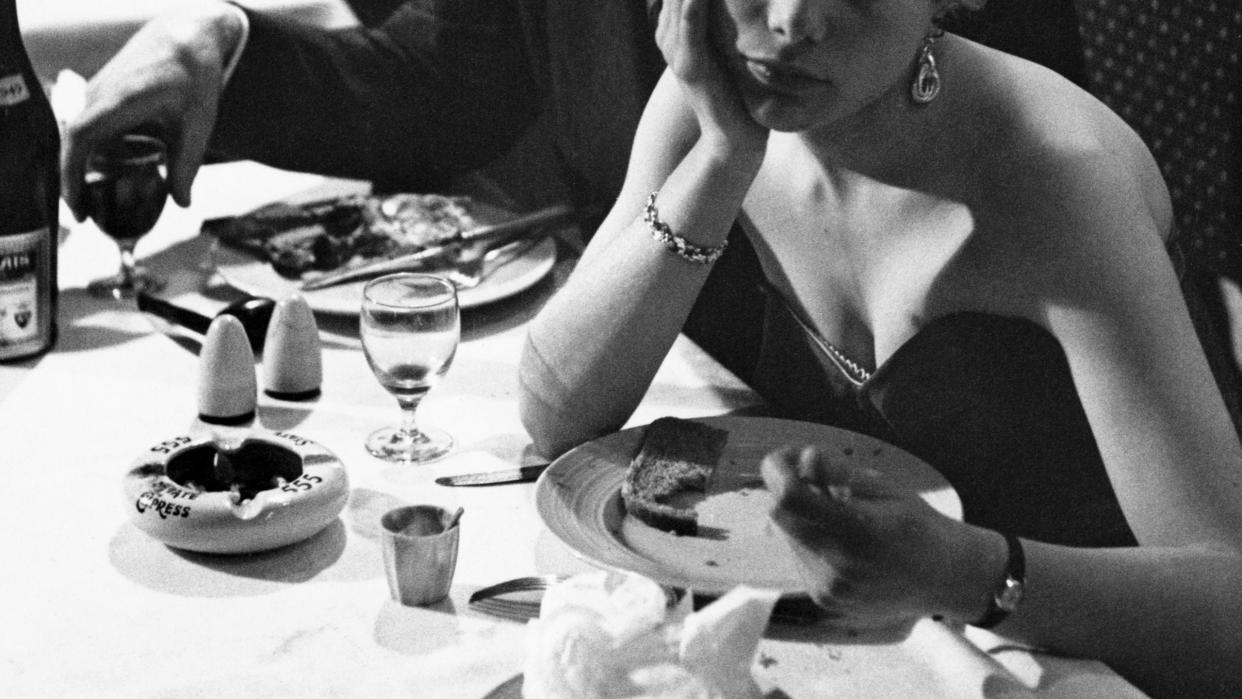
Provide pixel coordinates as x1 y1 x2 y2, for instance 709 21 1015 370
522 571 780 698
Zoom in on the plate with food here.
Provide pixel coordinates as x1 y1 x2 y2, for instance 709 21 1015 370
206 193 571 312
535 416 961 597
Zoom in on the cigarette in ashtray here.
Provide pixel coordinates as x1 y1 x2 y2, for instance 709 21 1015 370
522 571 779 699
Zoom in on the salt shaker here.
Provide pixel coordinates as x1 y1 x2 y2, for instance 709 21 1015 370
197 314 258 484
197 314 257 425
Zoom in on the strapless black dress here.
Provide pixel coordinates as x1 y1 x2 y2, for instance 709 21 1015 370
749 286 1138 548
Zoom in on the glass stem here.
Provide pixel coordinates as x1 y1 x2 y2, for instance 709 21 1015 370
397 396 426 442
117 240 138 288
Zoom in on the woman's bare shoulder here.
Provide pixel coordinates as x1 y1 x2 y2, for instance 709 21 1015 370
945 38 1171 243
921 42 1176 320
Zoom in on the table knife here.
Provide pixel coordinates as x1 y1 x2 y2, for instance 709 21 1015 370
435 464 549 487
299 203 574 291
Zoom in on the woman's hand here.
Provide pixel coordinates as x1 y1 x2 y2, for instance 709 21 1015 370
655 0 766 156
761 446 1001 628
60 5 244 220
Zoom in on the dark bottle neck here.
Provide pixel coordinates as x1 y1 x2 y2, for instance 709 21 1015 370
1 0 32 78
0 0 59 238
1 0 22 45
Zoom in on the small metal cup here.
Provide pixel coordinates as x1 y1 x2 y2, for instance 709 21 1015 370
381 505 462 606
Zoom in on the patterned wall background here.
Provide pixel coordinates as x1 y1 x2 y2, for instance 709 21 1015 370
1077 0 1242 277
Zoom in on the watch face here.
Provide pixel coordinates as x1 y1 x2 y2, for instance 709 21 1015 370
996 577 1024 612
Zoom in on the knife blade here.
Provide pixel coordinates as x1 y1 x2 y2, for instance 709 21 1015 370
299 203 574 291
299 245 454 291
435 464 549 487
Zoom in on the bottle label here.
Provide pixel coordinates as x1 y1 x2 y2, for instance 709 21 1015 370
0 73 30 107
0 229 48 351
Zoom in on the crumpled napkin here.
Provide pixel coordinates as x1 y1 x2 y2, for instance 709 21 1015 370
522 571 779 698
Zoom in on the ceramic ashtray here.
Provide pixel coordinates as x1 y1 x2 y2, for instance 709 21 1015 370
123 430 349 554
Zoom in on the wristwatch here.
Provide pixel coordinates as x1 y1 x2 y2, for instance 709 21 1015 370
973 533 1025 629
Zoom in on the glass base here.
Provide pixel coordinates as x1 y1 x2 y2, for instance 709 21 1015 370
88 268 164 300
365 424 453 464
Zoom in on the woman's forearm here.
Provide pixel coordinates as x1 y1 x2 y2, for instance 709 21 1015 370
519 139 763 457
998 541 1242 697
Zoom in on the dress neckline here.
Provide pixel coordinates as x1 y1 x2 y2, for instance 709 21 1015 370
764 283 1051 390
775 296 873 386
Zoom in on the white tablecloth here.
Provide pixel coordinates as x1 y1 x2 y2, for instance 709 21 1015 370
0 162 1146 698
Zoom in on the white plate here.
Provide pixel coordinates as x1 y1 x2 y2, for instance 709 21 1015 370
211 236 557 313
535 416 961 597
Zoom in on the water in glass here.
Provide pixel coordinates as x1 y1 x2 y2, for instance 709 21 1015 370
360 273 460 463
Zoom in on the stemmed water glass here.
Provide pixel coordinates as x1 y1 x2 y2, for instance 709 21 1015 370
360 273 461 463
84 133 168 299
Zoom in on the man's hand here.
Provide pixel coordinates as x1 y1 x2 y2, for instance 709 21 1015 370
60 5 244 220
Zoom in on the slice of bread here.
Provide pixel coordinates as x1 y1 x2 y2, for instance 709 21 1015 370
621 417 729 535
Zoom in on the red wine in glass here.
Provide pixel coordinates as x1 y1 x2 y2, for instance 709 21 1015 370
85 134 168 299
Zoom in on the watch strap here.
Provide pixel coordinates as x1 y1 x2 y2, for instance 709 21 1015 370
973 533 1025 629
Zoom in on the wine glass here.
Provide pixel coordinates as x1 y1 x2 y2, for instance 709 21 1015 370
360 273 461 463
84 133 169 299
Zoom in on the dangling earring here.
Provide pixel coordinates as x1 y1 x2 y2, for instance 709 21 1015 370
911 29 945 104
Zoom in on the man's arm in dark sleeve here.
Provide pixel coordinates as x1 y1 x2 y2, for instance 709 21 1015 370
211 0 542 191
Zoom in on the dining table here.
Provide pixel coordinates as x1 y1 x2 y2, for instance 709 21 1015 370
0 161 1149 698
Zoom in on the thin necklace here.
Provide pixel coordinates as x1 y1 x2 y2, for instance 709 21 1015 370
782 299 873 386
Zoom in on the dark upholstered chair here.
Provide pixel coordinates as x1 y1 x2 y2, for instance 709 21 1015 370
1078 1 1241 279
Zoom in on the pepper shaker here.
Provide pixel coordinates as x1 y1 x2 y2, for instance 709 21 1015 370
262 294 322 400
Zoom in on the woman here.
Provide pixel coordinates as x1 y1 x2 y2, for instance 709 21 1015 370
517 0 1242 695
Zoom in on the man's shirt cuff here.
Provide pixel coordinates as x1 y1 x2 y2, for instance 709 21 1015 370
221 2 251 86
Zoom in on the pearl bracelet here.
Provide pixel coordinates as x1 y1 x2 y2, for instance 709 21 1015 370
644 192 728 265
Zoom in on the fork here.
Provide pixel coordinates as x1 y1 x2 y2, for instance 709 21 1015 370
468 574 568 621
468 575 690 622
469 574 823 626
446 234 547 290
